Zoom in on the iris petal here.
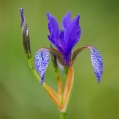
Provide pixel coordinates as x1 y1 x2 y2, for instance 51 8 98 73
47 12 60 41
72 45 103 83
58 31 65 51
47 13 65 56
47 35 64 56
64 14 81 54
88 46 103 83
62 11 71 29
47 12 81 67
35 49 50 85
35 47 66 84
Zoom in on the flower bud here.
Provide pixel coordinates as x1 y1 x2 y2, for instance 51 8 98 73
20 8 31 58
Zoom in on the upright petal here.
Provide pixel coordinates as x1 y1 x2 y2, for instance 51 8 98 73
47 12 65 56
47 35 64 56
58 31 65 51
64 14 81 54
62 11 71 29
35 49 50 85
47 12 60 41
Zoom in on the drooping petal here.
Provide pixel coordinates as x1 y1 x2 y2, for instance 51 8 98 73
72 45 103 83
64 14 81 54
88 46 103 82
35 47 66 84
35 49 50 85
47 12 60 41
62 11 71 29
47 47 65 67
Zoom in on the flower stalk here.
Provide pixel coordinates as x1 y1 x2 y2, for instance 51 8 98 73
57 75 63 104
27 57 40 82
61 66 74 112
60 112 67 119
20 8 103 119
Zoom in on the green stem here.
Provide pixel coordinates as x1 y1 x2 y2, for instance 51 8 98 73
60 112 67 119
27 57 40 82
64 67 68 78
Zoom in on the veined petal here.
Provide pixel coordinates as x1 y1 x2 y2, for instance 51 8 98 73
62 11 71 29
88 46 103 82
35 47 66 84
64 14 81 54
47 47 65 67
35 49 50 85
47 12 60 41
72 45 103 83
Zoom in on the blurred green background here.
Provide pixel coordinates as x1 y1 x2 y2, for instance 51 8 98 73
0 0 118 119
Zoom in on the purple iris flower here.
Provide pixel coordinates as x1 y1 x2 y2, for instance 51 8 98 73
47 11 81 67
20 8 103 85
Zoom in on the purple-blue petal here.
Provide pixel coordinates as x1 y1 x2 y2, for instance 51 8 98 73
47 12 60 41
64 14 81 54
88 46 103 83
58 31 65 51
62 11 71 29
35 49 50 85
47 35 64 55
